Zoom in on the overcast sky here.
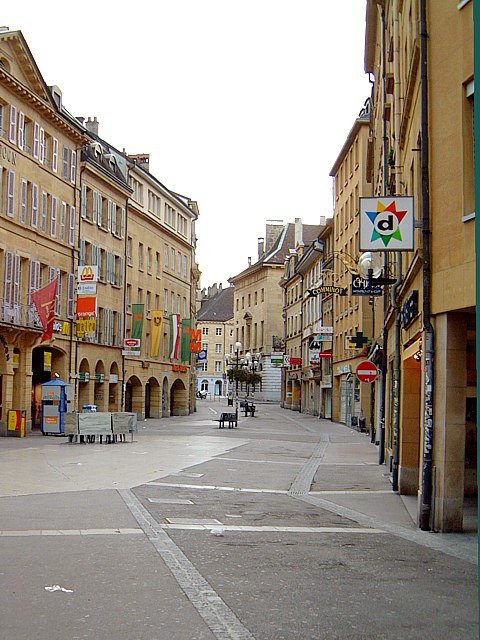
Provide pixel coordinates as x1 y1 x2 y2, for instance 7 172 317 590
4 1 371 289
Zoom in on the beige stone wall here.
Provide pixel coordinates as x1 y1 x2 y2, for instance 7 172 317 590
232 265 284 355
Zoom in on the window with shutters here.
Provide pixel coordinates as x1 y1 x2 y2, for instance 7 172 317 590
97 247 105 280
146 291 151 317
48 267 61 316
62 146 69 178
164 289 168 312
126 236 132 265
147 247 152 273
31 183 38 228
50 196 57 237
40 189 47 232
52 138 58 172
138 243 144 270
80 183 87 219
6 170 15 217
171 248 175 270
59 201 67 241
156 251 161 277
164 245 169 268
33 122 40 158
20 179 27 223
39 127 45 164
9 105 17 144
68 205 75 245
17 111 24 150
67 272 75 318
70 150 76 183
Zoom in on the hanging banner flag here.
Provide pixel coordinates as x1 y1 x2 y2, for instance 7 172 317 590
169 313 181 359
181 318 191 362
150 310 162 357
190 328 202 352
32 278 58 342
131 304 144 341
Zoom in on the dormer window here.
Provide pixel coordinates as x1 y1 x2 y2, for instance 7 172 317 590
104 153 117 169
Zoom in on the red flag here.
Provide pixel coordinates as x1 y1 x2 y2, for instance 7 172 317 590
32 278 58 342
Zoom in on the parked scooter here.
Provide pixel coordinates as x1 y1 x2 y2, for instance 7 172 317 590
196 390 207 399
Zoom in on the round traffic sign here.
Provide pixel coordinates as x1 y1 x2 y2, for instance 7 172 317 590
356 360 378 383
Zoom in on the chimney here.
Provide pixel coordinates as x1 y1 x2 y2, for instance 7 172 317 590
248 257 252 267
127 153 150 172
295 217 303 247
86 116 99 136
258 237 264 259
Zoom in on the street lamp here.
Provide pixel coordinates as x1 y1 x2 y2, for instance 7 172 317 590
245 351 260 399
225 341 243 419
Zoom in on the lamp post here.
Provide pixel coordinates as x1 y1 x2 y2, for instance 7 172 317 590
225 341 243 419
245 351 260 399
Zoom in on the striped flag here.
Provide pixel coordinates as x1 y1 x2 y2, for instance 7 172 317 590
32 278 58 343
169 313 181 359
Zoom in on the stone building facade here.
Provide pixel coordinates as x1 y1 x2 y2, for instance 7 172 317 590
230 219 322 403
329 109 374 428
0 29 199 432
196 284 234 398
365 0 475 531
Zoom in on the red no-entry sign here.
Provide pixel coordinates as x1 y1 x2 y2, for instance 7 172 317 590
356 360 378 383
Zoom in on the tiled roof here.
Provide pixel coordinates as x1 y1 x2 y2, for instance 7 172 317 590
197 286 234 322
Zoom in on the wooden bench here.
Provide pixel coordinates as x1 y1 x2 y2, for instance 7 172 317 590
215 412 238 429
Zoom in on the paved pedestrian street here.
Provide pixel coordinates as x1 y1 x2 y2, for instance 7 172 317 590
0 402 477 639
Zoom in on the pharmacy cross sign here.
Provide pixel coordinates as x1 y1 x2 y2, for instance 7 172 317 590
350 331 369 349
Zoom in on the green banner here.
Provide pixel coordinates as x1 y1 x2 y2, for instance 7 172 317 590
181 318 191 362
131 304 144 341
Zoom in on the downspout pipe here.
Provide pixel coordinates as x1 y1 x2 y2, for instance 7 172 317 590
419 0 435 531
378 4 388 465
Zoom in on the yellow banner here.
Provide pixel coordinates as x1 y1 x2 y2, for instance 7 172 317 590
151 310 162 357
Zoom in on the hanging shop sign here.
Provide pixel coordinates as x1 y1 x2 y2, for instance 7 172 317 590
351 274 383 296
76 296 97 318
78 265 98 283
307 285 347 297
122 338 141 356
359 196 414 251
401 289 419 328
